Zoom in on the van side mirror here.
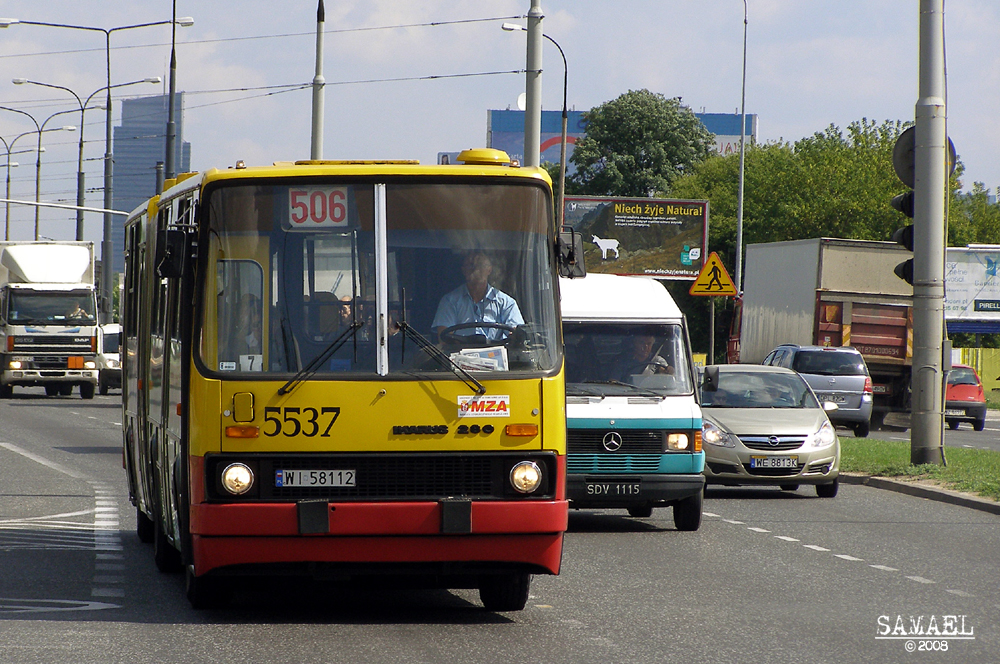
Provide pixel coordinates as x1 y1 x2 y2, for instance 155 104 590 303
702 365 719 392
557 227 586 278
155 229 187 279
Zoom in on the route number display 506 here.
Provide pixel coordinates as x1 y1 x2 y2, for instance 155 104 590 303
288 186 348 227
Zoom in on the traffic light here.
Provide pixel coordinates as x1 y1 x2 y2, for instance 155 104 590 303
891 191 915 284
890 128 916 285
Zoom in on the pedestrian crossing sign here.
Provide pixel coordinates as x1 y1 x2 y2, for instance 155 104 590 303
689 252 737 296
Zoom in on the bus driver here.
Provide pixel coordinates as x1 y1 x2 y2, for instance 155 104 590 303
432 252 523 343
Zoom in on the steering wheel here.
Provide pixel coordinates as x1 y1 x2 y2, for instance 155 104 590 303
439 322 516 346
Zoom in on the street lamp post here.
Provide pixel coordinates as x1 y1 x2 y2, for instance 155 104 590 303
13 77 160 241
0 16 194 323
503 22 568 226
0 106 76 240
734 0 748 296
0 137 42 240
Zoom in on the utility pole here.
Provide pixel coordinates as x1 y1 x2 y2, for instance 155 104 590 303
910 0 947 464
523 0 543 168
311 0 326 160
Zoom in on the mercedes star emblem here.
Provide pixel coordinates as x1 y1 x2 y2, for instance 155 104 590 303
603 431 623 452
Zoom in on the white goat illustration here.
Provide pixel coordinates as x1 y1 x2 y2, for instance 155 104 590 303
591 235 620 260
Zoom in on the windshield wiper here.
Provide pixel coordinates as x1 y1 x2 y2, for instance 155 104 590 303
583 379 664 399
278 321 363 395
566 384 606 398
396 321 485 395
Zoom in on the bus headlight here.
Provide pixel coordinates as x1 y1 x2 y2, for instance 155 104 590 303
221 463 254 495
509 460 542 494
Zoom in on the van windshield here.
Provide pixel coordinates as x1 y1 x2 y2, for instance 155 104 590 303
563 322 694 396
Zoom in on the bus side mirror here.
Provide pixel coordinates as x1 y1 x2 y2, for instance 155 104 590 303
557 228 586 278
155 229 187 279
702 365 719 392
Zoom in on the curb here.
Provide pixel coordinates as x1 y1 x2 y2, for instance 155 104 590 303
841 473 1000 516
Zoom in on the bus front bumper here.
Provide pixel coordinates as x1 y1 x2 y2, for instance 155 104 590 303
189 499 567 577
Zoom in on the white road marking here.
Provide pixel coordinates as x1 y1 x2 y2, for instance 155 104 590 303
774 535 800 542
870 565 898 572
945 589 974 597
906 575 936 584
0 442 88 479
803 544 830 552
834 554 864 561
722 519 745 525
747 527 771 533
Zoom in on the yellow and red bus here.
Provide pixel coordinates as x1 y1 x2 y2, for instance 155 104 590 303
122 149 577 610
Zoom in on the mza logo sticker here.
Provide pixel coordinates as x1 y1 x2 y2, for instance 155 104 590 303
458 395 511 418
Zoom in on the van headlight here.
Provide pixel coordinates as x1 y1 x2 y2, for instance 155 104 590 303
702 420 735 448
509 460 542 494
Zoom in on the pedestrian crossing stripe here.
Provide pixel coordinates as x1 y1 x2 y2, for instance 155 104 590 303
689 251 737 296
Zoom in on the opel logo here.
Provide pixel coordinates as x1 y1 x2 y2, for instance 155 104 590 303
602 431 623 452
767 436 781 447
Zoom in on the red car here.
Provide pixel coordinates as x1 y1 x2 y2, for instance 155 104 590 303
945 364 987 431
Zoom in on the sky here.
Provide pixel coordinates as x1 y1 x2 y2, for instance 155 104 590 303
0 0 997 255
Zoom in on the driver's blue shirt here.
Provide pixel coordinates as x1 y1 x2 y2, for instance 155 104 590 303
432 283 524 341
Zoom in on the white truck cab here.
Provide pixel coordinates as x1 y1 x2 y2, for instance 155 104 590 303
560 274 705 530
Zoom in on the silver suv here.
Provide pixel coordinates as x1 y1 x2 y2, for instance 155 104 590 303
762 345 873 437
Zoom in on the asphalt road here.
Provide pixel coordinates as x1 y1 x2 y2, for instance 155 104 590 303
1 388 997 663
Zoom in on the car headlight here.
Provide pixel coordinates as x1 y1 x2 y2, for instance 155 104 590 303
221 463 254 495
808 420 837 448
509 460 542 494
702 420 735 448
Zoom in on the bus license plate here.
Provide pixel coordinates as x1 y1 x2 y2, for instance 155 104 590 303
750 456 798 469
276 469 356 487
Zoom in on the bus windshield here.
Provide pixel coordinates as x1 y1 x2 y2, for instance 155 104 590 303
198 180 559 377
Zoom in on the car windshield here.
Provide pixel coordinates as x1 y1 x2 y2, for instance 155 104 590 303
563 321 694 396
701 371 820 409
792 350 866 376
947 367 979 386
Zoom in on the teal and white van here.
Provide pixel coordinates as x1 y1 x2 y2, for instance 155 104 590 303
560 274 704 530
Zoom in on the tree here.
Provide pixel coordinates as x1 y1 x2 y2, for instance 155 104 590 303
568 90 715 197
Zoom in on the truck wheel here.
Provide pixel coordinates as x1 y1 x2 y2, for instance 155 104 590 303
947 420 959 430
45 385 59 397
479 573 531 612
99 376 109 396
627 504 653 518
59 384 73 396
80 383 95 400
0 384 11 399
853 422 870 438
673 489 703 531
974 418 985 432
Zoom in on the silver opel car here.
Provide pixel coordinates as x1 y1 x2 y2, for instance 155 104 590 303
700 365 840 497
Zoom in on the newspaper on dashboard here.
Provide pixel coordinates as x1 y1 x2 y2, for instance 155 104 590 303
449 346 509 372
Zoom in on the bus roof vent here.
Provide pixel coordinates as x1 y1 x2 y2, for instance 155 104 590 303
457 148 512 166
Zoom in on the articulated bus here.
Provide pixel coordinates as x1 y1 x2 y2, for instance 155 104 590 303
122 149 579 610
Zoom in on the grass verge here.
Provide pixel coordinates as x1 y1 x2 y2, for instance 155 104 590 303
841 437 1000 503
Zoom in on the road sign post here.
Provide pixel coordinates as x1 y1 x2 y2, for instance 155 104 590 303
689 252 737 364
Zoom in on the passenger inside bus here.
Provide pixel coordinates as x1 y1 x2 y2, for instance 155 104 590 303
431 251 524 343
